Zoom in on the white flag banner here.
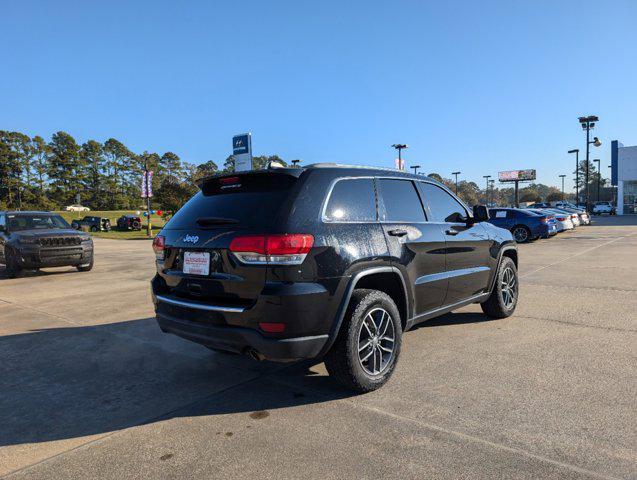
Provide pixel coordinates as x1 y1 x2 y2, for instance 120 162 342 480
395 158 404 171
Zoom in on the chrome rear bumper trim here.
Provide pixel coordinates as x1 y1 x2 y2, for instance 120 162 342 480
155 294 246 313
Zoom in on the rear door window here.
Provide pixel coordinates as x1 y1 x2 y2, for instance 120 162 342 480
164 173 297 230
418 182 468 223
378 179 426 222
324 178 377 222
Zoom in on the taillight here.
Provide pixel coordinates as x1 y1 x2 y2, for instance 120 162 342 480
230 234 314 265
152 235 165 259
557 216 566 221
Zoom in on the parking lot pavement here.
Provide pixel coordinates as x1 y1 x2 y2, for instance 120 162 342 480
1 217 635 479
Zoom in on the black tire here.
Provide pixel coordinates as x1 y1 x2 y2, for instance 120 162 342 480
90 226 98 232
5 248 23 279
511 225 531 243
324 289 402 393
77 257 94 272
481 256 518 319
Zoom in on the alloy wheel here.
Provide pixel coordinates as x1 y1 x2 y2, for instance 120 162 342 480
513 227 528 243
357 307 395 375
501 267 517 309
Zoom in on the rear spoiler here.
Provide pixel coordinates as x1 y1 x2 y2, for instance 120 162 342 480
197 168 304 190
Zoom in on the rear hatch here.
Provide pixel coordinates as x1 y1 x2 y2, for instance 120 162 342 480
156 172 298 308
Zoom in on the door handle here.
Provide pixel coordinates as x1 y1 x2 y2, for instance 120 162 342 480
445 229 459 236
388 228 408 237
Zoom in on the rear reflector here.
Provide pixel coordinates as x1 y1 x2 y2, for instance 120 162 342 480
258 322 286 333
152 235 165 259
230 234 314 265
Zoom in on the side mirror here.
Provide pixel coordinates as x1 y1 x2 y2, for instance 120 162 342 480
472 205 489 222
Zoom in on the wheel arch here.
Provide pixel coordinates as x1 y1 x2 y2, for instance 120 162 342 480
488 245 518 293
318 266 409 358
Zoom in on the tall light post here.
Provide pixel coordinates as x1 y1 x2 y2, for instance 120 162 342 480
578 116 601 211
568 149 579 203
489 179 496 206
593 159 601 202
411 165 421 175
452 171 461 194
291 159 300 167
483 175 491 205
559 174 566 200
391 144 408 170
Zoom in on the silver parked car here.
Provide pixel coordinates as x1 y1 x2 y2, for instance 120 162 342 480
543 209 575 231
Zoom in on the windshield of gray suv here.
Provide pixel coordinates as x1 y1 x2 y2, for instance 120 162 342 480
7 214 71 231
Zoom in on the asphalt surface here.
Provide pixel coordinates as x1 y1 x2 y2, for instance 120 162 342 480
1 216 635 479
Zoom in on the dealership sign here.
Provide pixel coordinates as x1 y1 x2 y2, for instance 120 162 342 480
233 133 252 172
498 169 536 182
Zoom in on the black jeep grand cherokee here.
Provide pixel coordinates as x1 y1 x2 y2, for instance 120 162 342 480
0 211 94 278
152 164 518 392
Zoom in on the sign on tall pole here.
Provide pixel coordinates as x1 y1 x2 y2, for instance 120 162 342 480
233 133 252 172
141 168 153 237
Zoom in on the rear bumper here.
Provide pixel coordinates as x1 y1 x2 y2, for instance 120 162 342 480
155 308 327 361
151 275 332 361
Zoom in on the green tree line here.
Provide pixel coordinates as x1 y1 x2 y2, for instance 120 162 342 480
0 130 288 212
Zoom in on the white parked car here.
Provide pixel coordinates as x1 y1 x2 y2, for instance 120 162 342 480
65 204 90 212
592 202 616 215
544 209 574 231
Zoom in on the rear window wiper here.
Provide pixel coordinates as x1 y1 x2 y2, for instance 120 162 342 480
196 217 239 227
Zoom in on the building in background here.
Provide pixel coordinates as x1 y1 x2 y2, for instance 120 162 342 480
611 140 637 215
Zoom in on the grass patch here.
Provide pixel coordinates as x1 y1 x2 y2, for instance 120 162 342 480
54 210 166 240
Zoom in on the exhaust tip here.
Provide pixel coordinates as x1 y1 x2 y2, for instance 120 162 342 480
245 348 265 362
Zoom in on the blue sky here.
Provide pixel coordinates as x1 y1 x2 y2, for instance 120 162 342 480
2 0 636 190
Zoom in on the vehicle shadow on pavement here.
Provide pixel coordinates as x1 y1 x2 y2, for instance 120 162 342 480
0 265 81 280
0 317 354 448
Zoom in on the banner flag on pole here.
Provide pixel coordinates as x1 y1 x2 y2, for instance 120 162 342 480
141 171 154 198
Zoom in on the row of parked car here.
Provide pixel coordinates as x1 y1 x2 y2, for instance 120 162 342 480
70 214 143 232
486 202 591 243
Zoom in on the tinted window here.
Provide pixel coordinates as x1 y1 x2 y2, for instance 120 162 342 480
6 214 70 231
324 178 377 222
378 179 426 222
164 173 296 229
418 183 467 223
489 209 507 219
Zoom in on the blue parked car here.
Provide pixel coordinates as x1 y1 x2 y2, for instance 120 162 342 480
487 208 556 243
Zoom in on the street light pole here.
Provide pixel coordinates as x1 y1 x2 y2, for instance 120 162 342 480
411 165 421 175
452 171 461 194
578 116 601 211
489 179 495 206
559 174 566 200
391 144 408 170
594 159 601 202
483 175 491 205
568 149 579 203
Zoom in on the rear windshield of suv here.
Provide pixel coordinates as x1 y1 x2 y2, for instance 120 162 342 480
163 173 297 230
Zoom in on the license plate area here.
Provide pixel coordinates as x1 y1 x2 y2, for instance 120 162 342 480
182 251 210 276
